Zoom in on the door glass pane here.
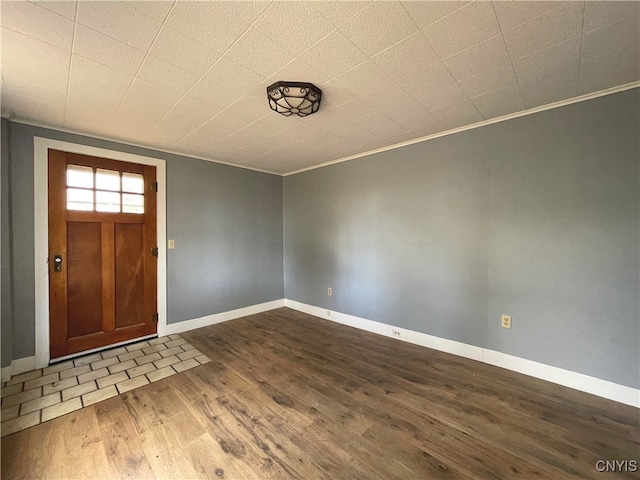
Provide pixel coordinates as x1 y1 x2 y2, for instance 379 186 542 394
96 169 120 191
96 190 120 212
122 172 144 193
67 165 93 188
122 193 144 214
67 188 93 211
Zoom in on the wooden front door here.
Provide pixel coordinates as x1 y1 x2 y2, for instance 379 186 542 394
48 149 157 359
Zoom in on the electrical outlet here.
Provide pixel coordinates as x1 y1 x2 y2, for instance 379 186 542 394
392 329 401 337
327 287 332 296
501 315 512 329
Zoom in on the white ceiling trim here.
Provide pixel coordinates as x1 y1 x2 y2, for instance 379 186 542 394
283 81 640 176
4 81 638 178
1 114 281 175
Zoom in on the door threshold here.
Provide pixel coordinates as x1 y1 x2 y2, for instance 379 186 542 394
49 334 159 364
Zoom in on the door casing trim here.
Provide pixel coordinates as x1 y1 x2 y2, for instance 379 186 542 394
34 137 168 368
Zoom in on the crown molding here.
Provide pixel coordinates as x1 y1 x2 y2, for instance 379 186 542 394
283 82 640 176
3 82 638 178
0 117 281 176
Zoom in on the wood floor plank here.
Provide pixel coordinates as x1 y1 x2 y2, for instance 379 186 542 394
195 319 563 479
2 307 638 479
191 312 629 479
183 362 381 480
95 397 157 479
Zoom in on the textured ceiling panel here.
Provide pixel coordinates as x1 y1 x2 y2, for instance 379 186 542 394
254 1 334 56
1 28 70 108
65 55 133 131
339 2 418 57
76 1 163 51
1 0 638 174
1 0 75 49
501 2 584 60
149 25 221 76
73 24 147 76
31 1 77 20
423 2 502 57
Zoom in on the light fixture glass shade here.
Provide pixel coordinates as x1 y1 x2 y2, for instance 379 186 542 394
266 81 322 117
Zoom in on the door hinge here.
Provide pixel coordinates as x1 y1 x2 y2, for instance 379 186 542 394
152 313 158 323
152 181 158 192
151 247 158 257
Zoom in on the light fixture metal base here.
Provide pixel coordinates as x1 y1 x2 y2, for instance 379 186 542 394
267 81 322 117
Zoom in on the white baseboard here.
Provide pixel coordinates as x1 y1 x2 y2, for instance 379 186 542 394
482 350 640 408
1 356 37 383
5 299 638 408
285 299 485 362
284 299 640 408
165 299 285 335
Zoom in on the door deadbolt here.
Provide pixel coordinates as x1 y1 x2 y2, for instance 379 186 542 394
53 255 63 272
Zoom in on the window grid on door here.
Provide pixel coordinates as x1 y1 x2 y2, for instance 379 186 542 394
66 165 145 214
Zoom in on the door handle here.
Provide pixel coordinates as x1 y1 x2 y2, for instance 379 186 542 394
53 255 63 272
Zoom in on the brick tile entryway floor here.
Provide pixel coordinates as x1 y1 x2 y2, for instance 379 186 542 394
0 334 210 437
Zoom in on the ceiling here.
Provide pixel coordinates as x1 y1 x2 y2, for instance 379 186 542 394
1 1 638 175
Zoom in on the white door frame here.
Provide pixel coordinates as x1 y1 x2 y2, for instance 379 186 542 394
34 137 168 368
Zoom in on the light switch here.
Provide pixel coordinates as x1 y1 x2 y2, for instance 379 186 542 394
168 239 175 249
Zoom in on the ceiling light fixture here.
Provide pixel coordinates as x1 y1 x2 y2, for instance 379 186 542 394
266 81 322 117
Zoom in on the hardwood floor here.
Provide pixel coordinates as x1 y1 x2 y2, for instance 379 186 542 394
2 307 638 479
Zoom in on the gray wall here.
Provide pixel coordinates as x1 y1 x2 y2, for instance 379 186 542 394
284 89 640 389
1 119 12 367
167 155 283 323
1 121 284 361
